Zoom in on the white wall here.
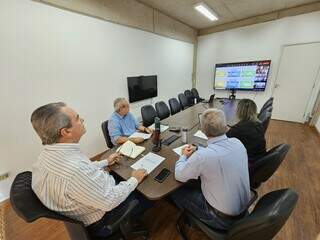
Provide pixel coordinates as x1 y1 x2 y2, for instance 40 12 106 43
316 118 320 133
0 0 193 194
196 11 320 109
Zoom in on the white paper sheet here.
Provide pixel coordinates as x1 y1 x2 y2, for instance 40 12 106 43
129 131 152 140
194 130 208 140
149 123 169 133
173 144 189 156
131 152 165 174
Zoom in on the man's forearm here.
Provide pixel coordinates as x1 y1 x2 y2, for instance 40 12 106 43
116 136 129 145
137 125 146 132
174 155 189 182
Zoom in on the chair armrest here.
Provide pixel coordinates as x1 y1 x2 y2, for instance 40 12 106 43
106 199 139 233
248 189 258 207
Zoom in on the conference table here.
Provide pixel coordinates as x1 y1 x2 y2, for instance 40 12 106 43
100 98 239 200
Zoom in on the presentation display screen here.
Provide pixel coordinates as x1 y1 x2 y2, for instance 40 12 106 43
214 60 271 91
127 75 157 103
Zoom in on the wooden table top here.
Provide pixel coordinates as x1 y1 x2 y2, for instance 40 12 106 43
101 98 239 200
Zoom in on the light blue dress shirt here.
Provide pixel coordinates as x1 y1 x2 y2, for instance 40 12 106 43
175 134 251 216
108 112 139 145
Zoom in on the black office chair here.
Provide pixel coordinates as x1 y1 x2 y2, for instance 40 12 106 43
208 94 215 103
250 144 290 189
260 97 274 113
258 105 273 119
101 120 114 149
177 188 298 240
141 105 158 127
258 110 272 133
178 93 189 110
184 90 195 106
10 171 142 240
191 88 205 103
155 101 170 120
168 98 182 115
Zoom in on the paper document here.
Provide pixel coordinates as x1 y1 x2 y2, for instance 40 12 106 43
131 152 165 174
173 144 189 156
116 140 145 159
129 131 152 140
194 130 208 140
149 123 169 133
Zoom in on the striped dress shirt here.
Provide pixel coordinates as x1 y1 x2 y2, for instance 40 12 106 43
31 143 138 226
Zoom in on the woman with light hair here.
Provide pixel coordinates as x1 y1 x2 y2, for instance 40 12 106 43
227 98 266 167
172 108 250 231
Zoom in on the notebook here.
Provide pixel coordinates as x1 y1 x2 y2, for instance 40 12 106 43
173 144 189 156
129 131 152 140
193 130 208 140
149 123 169 133
116 140 145 159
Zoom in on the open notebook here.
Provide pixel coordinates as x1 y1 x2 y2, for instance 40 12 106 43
149 123 169 133
116 140 145 159
129 131 152 140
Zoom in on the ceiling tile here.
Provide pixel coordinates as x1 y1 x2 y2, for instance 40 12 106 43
137 0 319 29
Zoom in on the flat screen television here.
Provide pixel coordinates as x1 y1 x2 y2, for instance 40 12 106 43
127 75 157 103
214 60 271 91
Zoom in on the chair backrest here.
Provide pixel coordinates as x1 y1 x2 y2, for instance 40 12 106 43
191 88 200 98
141 105 158 127
228 188 298 240
101 120 114 149
155 101 170 120
250 144 290 188
260 97 274 113
258 105 273 119
178 93 189 110
184 90 195 106
168 98 181 115
258 110 272 132
208 94 215 103
10 172 90 240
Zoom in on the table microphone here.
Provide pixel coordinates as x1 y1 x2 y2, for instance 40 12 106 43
152 117 161 152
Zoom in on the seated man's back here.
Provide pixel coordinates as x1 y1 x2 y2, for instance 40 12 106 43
173 108 251 230
198 136 250 215
175 135 250 216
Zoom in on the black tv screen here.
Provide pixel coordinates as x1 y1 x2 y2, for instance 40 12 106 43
127 75 158 103
214 60 271 91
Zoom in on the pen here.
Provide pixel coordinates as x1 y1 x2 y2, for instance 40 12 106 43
129 147 134 158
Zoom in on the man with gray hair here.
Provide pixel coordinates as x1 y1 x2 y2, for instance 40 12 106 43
108 98 152 145
172 108 251 230
31 102 151 238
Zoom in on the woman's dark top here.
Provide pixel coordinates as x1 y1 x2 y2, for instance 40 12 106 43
226 120 267 164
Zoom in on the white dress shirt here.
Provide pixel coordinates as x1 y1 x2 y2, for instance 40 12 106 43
175 134 251 216
32 143 138 226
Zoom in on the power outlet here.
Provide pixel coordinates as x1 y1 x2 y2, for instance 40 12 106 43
0 172 9 181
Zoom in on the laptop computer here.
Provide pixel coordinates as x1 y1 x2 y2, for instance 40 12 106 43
203 94 215 103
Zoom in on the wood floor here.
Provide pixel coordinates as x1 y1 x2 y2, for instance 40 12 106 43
2 120 320 240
